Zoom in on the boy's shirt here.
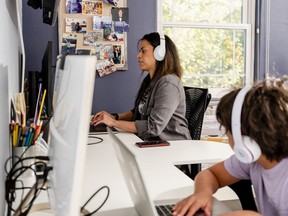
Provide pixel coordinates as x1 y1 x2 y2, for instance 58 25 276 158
224 156 288 216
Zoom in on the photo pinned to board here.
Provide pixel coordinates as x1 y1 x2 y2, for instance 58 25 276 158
112 44 124 66
61 33 78 55
111 7 129 32
76 48 91 55
103 0 119 7
82 0 103 15
92 16 112 30
76 46 99 57
66 0 82 14
60 0 128 72
96 59 117 77
83 32 103 46
65 18 87 33
95 44 116 77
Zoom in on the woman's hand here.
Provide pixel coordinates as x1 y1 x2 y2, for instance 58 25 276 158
91 111 116 127
172 192 213 216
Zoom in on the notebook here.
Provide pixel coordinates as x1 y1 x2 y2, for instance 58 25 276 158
89 123 117 134
107 127 206 216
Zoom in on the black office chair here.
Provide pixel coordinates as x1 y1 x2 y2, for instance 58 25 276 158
178 86 211 179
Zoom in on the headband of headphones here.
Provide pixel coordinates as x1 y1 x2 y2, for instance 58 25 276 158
231 85 261 163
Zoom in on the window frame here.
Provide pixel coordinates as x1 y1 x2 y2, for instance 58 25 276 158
157 0 256 100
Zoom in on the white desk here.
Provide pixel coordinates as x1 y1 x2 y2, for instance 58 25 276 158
19 132 235 215
113 132 234 165
83 134 195 213
82 133 235 215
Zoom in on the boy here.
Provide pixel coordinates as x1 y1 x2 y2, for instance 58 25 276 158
173 77 288 216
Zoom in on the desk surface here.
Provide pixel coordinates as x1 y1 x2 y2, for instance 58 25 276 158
113 132 234 165
25 132 234 215
82 133 234 215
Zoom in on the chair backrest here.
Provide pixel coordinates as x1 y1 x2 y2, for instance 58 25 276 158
184 86 211 140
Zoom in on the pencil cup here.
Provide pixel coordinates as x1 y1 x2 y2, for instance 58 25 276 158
34 138 49 156
12 146 36 177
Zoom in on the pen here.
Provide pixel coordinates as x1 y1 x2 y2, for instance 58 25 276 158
37 131 44 143
34 119 43 141
24 128 32 147
21 126 30 147
21 125 26 136
13 123 19 147
34 83 42 124
28 129 36 146
16 126 22 147
38 89 46 121
10 122 15 147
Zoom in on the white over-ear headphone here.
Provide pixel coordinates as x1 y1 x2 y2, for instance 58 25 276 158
154 33 166 61
231 85 262 163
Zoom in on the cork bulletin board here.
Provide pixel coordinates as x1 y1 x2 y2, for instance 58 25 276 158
58 0 128 77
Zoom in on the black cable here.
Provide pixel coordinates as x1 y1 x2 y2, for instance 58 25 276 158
7 156 48 180
5 156 50 216
5 164 37 215
5 113 51 216
87 135 103 145
81 186 110 216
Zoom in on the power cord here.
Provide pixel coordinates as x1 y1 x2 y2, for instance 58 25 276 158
87 135 103 145
5 156 50 216
81 186 110 216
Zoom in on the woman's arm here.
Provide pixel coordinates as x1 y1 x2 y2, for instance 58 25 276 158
118 111 134 121
91 110 137 133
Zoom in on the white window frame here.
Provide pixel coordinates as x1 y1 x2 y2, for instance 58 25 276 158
157 0 256 99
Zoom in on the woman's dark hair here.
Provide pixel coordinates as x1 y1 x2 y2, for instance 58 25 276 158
216 76 288 161
137 32 183 80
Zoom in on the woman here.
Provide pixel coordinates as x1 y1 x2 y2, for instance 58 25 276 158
91 32 191 141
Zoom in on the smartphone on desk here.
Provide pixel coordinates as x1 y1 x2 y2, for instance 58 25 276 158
135 140 170 148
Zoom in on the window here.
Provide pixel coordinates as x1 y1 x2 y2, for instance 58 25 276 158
157 0 255 99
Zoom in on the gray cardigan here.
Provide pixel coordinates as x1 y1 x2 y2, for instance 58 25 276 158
135 74 191 141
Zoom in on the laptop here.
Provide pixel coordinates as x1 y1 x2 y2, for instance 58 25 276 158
107 127 206 216
89 123 117 134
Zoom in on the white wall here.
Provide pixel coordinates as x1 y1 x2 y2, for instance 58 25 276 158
0 0 22 213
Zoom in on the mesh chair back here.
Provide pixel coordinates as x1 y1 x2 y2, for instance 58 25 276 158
184 86 209 140
177 87 211 179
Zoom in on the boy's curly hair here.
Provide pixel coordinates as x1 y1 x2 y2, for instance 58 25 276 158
216 76 288 161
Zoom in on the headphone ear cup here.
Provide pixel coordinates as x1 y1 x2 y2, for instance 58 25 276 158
154 33 166 61
234 135 261 163
154 45 165 61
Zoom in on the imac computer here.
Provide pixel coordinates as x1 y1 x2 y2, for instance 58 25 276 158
47 54 97 215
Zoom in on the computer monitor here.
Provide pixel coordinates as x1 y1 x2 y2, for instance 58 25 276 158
41 41 54 118
47 54 97 215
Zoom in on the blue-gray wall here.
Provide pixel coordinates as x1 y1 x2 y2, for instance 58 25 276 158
267 1 288 77
24 1 288 111
258 1 288 79
23 0 156 114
